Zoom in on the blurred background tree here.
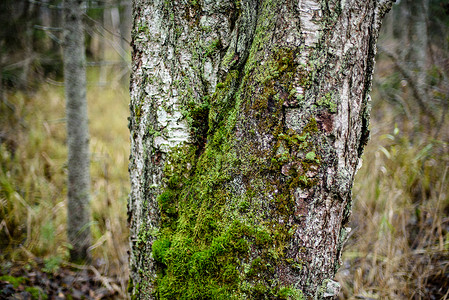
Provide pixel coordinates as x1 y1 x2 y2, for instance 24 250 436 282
62 0 92 263
376 0 449 133
0 0 63 91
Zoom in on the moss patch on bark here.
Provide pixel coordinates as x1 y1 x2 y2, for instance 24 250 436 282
143 45 319 299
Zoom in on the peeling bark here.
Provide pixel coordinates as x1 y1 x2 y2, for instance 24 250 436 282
128 0 393 298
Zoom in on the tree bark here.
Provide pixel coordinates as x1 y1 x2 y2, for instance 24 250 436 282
63 0 91 262
128 0 393 298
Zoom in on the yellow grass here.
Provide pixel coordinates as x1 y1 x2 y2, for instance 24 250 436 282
0 66 130 296
337 99 449 299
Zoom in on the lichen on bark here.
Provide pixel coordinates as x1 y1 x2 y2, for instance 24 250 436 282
128 0 393 298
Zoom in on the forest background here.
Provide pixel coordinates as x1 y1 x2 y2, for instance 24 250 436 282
0 0 448 299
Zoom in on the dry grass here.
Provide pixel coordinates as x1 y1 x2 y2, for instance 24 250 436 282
337 95 449 299
0 66 130 297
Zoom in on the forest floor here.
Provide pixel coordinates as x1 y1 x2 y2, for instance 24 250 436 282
0 259 121 299
1 70 130 299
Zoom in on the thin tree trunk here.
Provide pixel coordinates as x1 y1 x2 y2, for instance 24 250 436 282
405 0 429 88
405 0 432 125
391 0 434 126
21 2 36 87
63 0 91 262
119 0 132 51
128 0 393 298
98 6 108 85
110 3 122 48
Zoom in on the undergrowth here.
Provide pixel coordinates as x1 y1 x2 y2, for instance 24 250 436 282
336 72 449 299
0 67 130 297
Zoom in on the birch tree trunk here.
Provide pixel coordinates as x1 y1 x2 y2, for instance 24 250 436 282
128 0 393 298
63 0 91 262
119 0 132 51
404 0 431 118
405 0 429 80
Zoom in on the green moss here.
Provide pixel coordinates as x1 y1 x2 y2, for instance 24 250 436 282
297 64 314 88
316 92 337 113
203 39 222 57
136 22 150 35
277 286 304 299
152 237 171 264
241 46 299 135
209 70 240 132
0 275 28 288
0 276 47 300
153 220 252 299
246 257 266 278
25 286 48 300
127 278 134 295
253 283 268 294
157 190 177 217
136 227 152 249
238 200 250 213
305 151 316 161
186 98 210 146
134 104 142 120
